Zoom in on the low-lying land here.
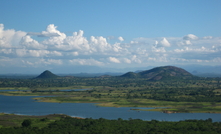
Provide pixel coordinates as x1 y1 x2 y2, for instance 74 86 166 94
0 66 221 113
1 77 221 113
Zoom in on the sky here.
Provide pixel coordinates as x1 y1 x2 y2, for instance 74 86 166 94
0 0 221 74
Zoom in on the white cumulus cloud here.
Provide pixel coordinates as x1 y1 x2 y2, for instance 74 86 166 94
20 35 46 49
131 55 142 63
28 50 50 57
59 30 89 51
0 24 26 48
71 51 79 56
118 36 124 41
123 58 131 64
69 58 104 66
41 24 63 37
108 57 121 63
1 23 221 70
183 34 198 40
155 38 171 47
90 36 111 52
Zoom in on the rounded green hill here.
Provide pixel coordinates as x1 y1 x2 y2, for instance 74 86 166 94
121 66 194 80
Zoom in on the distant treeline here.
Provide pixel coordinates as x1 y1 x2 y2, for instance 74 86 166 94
0 76 220 88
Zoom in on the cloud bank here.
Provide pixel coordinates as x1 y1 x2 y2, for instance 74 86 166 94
1 23 221 71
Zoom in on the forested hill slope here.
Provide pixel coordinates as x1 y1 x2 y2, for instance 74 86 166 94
120 72 139 78
121 66 194 80
35 70 59 79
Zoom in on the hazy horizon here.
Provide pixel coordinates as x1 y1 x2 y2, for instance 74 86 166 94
1 64 221 76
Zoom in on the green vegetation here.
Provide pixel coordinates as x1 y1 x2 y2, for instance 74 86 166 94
0 66 221 113
1 66 221 133
0 114 221 134
21 119 32 127
120 66 194 80
0 113 67 128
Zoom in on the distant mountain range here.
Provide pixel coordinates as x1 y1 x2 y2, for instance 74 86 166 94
1 65 220 79
34 66 196 81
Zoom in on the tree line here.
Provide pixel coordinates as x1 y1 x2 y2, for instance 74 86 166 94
0 117 221 134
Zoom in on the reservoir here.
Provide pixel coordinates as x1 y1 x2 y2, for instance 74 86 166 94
1 95 221 122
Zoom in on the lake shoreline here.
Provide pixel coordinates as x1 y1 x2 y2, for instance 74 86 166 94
1 92 221 114
32 96 221 114
1 95 221 122
1 89 221 114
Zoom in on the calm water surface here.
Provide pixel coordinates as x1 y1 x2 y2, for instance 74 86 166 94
1 95 221 122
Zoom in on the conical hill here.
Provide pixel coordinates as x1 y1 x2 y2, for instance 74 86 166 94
35 70 58 79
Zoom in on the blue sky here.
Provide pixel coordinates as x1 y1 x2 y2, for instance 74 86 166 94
0 0 221 74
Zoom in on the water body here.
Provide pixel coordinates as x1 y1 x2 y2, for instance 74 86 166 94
59 88 93 91
0 89 92 92
1 95 221 122
0 89 20 92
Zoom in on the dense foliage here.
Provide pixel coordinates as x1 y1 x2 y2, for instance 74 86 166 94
0 117 221 134
21 119 32 127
